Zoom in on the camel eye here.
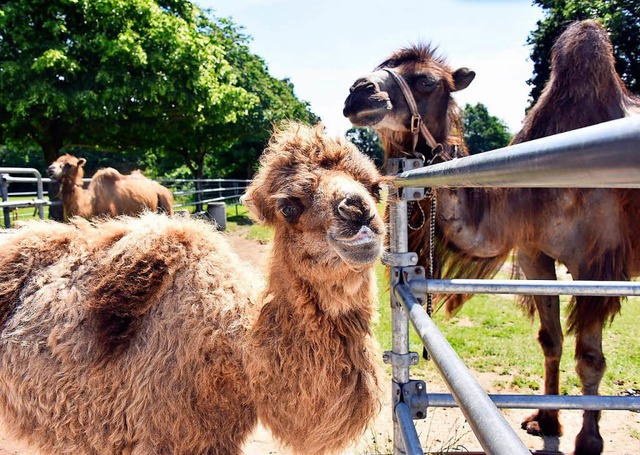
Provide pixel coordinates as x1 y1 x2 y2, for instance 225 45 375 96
416 76 437 93
276 197 304 224
281 206 296 218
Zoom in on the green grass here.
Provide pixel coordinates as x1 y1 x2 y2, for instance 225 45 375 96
225 203 273 243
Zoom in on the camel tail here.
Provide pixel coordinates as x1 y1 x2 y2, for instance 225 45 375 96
157 186 175 215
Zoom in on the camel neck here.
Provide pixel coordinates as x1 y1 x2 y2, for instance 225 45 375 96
60 179 92 219
266 241 376 320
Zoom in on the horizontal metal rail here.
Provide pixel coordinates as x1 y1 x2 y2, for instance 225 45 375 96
1 168 45 225
394 283 530 455
161 178 251 184
173 194 244 208
172 186 247 197
427 393 640 411
0 199 52 209
409 278 640 296
395 117 640 189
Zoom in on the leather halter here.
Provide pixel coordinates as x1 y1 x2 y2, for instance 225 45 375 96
383 68 453 163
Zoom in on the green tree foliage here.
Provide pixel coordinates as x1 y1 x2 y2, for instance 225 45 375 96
204 17 320 178
345 127 384 168
462 103 512 154
0 0 253 168
0 1 318 181
527 0 640 106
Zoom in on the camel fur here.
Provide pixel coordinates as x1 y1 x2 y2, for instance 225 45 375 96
0 123 384 454
47 154 174 220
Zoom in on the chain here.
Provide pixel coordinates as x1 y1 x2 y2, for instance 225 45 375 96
408 200 425 231
421 188 437 361
427 189 436 317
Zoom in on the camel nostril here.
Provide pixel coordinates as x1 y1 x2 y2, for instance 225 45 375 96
338 196 372 224
350 78 376 94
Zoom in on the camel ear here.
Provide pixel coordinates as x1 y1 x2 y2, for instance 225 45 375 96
78 158 87 167
241 189 276 226
452 68 475 92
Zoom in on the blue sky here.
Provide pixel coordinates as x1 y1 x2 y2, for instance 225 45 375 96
196 0 544 135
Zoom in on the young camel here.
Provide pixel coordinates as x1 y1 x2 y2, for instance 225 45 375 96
47 154 174 220
343 20 640 455
0 123 384 454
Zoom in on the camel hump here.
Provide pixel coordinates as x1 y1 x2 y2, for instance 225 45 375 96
92 167 124 182
83 216 190 352
0 222 75 328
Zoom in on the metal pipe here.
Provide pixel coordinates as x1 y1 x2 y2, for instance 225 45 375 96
395 402 424 455
394 283 530 455
427 393 640 411
0 168 47 225
410 278 640 296
1 174 10 228
389 186 412 455
395 117 640 189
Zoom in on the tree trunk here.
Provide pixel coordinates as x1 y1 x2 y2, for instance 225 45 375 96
194 160 205 214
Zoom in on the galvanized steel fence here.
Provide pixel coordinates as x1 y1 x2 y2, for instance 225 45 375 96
0 172 250 228
386 116 640 455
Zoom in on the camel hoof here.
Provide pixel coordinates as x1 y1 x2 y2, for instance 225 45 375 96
521 411 562 437
574 428 603 455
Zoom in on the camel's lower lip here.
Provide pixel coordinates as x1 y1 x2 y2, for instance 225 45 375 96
331 226 377 246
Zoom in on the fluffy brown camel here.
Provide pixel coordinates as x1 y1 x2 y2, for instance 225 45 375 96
0 123 384 454
343 20 640 455
47 154 174 220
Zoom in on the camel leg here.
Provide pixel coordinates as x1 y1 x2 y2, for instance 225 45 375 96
573 308 606 455
517 250 563 437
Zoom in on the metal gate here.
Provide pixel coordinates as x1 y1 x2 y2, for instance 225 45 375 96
386 116 640 454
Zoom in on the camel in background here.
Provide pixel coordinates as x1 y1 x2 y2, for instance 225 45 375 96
0 123 384 454
343 20 640 455
47 154 174 220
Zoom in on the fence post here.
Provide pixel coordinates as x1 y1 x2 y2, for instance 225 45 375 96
1 174 11 228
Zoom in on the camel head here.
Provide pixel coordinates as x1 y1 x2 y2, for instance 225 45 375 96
243 123 385 270
47 154 86 183
343 44 475 147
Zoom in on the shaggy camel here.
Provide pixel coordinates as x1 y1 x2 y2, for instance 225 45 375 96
343 20 640 455
47 154 174 220
0 123 384 454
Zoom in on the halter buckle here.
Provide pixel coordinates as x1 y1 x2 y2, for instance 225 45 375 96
410 115 421 133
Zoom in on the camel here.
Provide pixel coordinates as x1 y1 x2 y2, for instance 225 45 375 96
0 123 385 454
47 154 174 220
343 20 640 455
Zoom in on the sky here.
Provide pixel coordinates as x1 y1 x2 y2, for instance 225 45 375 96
195 0 544 136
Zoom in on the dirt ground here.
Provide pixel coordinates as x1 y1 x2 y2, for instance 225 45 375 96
1 228 639 454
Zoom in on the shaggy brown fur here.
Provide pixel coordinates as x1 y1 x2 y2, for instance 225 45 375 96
344 21 640 455
47 154 174 220
0 123 385 454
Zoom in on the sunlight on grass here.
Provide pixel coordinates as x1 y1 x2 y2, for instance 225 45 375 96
226 203 273 243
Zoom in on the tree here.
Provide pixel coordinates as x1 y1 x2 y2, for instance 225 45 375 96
0 0 253 166
202 16 320 179
462 103 512 154
345 127 384 168
527 0 640 106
